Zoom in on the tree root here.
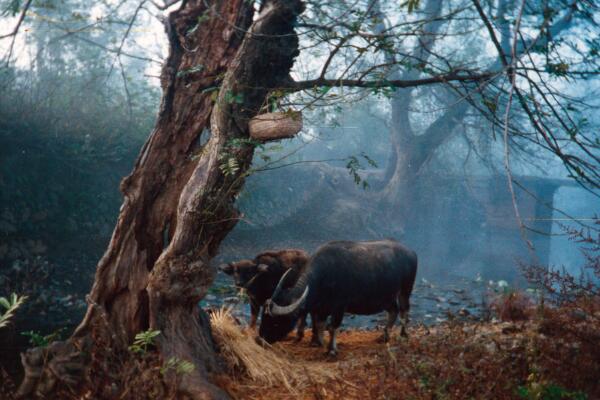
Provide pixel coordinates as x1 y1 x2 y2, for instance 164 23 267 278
17 338 88 398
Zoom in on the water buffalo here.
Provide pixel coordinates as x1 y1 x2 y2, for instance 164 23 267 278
259 239 418 355
219 249 309 329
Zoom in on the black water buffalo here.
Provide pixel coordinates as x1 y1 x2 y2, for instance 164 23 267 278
219 249 309 329
259 239 418 355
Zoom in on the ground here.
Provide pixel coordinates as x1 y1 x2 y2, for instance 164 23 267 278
216 318 599 400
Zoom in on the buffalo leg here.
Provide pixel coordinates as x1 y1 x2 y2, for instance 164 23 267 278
249 300 260 329
327 311 344 356
295 312 307 342
398 294 410 337
383 310 398 342
399 310 409 337
311 316 326 347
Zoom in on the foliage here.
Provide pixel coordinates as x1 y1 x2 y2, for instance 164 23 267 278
129 329 161 354
0 0 160 330
518 374 588 400
160 357 195 376
491 289 534 322
519 218 600 398
345 152 378 189
20 328 64 347
401 0 421 14
224 90 245 105
177 64 204 77
0 293 27 328
219 156 241 177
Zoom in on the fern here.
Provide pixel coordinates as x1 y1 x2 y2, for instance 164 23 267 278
219 157 240 177
0 293 27 329
21 328 64 347
129 329 161 354
160 357 195 376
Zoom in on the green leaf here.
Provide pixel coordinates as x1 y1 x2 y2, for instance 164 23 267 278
219 157 239 176
5 0 21 16
0 297 10 309
361 152 378 168
319 86 331 95
21 328 63 347
186 12 210 36
161 357 195 375
546 62 569 77
401 0 421 13
483 98 497 113
0 293 27 328
177 64 205 78
129 329 161 354
224 91 244 104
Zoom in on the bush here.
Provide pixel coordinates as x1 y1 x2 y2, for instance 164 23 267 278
491 289 534 322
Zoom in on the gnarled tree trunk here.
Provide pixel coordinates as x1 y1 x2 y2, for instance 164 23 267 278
18 0 303 398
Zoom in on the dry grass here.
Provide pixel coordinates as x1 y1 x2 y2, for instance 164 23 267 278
210 308 338 394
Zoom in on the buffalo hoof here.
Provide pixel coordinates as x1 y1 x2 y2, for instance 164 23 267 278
294 335 304 343
310 339 324 347
326 349 338 358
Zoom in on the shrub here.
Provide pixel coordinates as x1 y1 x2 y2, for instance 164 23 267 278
491 289 534 322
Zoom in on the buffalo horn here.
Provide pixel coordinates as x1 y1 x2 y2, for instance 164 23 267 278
269 286 309 316
271 268 293 299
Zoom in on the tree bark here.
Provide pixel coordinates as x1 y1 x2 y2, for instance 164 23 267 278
18 0 304 398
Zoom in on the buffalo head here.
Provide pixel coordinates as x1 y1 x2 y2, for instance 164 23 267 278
258 269 309 343
219 259 270 290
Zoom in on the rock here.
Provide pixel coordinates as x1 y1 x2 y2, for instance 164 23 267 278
462 326 475 334
223 296 239 304
484 342 497 354
501 324 522 334
458 308 471 317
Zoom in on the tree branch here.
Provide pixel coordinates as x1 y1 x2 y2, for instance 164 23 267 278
289 71 496 91
0 0 33 40
1 0 34 66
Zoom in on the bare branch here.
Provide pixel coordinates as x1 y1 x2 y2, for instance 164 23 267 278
150 0 181 10
289 70 497 92
1 0 34 66
0 0 33 40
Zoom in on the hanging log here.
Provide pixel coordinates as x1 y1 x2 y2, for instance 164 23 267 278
248 111 302 141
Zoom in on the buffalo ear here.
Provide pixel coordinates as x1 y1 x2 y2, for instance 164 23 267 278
219 263 234 274
257 263 270 273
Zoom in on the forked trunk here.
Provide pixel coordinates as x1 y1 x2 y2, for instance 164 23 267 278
18 0 303 398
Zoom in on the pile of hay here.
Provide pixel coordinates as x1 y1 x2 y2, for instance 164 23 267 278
209 308 336 392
